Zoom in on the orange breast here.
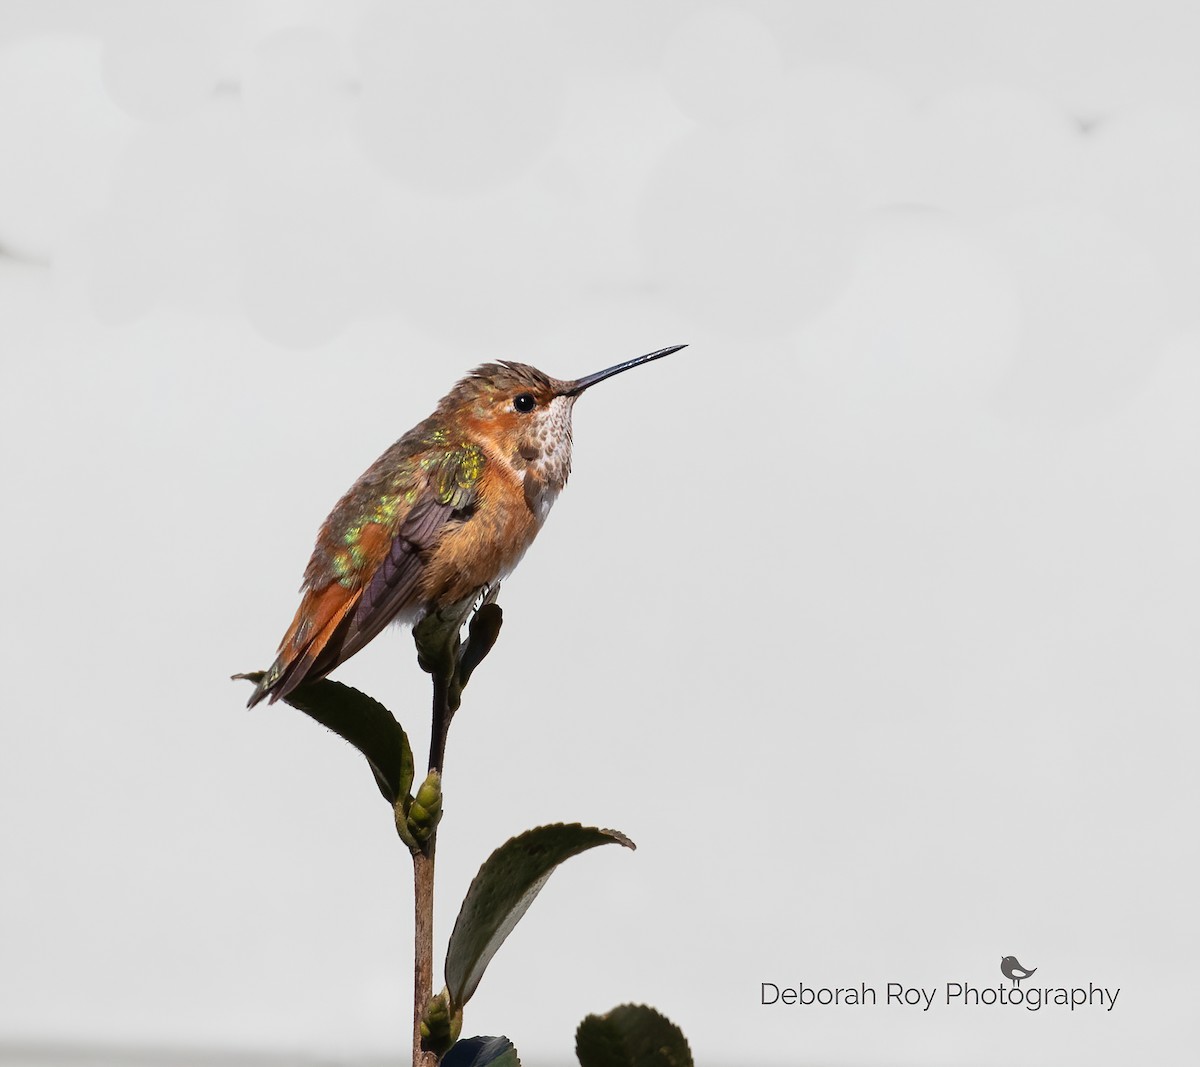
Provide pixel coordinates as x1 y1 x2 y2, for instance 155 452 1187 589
419 444 540 606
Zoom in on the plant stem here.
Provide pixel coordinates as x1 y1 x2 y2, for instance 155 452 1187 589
413 669 453 1067
412 846 436 1067
429 671 453 775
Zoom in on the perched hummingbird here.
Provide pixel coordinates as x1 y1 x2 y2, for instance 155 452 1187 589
246 344 685 707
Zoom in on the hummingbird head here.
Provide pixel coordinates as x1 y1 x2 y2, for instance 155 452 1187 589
442 345 685 505
442 362 575 482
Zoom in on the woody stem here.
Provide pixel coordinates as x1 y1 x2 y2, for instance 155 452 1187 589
412 847 436 1067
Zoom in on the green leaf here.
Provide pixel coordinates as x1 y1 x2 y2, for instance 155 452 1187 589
445 824 635 1010
239 673 413 804
457 602 503 689
442 1035 521 1067
576 1005 693 1067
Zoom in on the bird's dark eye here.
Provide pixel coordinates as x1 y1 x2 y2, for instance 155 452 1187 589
513 393 536 413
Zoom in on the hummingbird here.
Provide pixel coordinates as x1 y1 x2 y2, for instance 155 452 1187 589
246 344 685 707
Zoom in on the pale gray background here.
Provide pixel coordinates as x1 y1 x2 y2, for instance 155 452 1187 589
1 2 1197 1065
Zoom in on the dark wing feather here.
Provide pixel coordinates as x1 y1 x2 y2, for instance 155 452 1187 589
335 497 453 662
251 440 485 705
335 443 485 663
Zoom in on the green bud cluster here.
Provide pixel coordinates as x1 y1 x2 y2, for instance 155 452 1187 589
407 770 443 844
419 989 462 1057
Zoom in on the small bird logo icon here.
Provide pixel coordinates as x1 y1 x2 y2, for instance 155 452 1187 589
1000 956 1037 986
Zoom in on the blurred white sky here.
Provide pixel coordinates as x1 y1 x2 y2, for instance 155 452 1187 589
1 2 1198 1065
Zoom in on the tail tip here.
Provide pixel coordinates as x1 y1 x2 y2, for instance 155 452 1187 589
232 670 271 708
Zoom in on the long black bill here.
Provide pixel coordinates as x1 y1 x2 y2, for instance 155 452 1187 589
561 344 686 396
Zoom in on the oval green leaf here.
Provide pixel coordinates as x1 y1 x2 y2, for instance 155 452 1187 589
458 602 503 688
576 1004 693 1067
237 672 413 804
445 824 635 1010
442 1035 521 1067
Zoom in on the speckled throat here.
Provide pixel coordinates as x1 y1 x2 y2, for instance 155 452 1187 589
516 394 577 521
